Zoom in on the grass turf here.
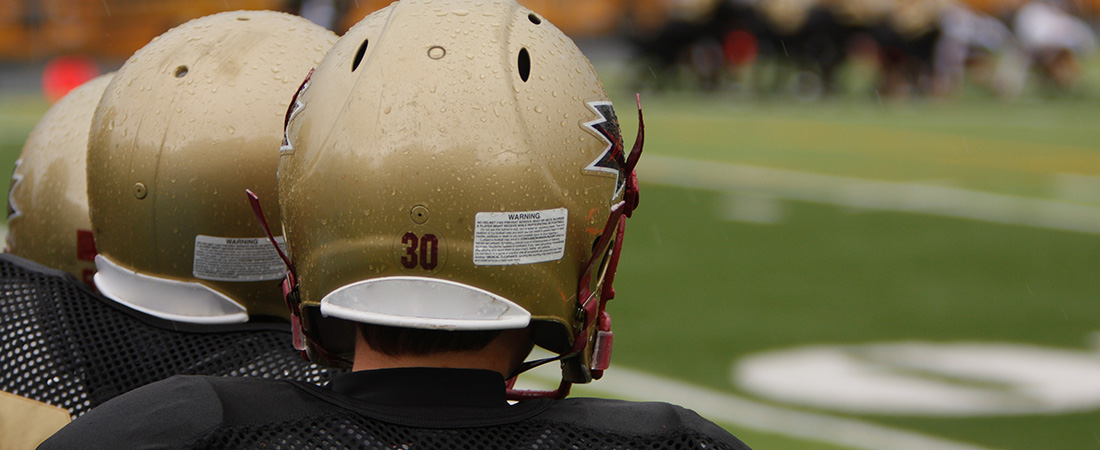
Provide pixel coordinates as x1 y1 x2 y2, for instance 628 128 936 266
600 92 1100 450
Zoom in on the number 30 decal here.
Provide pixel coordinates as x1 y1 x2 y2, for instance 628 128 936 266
401 232 439 270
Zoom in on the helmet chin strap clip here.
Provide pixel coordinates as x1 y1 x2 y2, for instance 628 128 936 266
246 190 349 365
506 94 645 401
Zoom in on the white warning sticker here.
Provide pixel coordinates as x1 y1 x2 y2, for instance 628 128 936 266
193 235 287 282
474 208 568 266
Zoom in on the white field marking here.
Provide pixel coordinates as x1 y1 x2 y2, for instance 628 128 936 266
734 342 1100 417
514 351 999 450
721 192 786 224
638 155 1100 234
1054 173 1100 205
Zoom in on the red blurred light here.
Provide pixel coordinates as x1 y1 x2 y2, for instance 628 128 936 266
42 56 100 103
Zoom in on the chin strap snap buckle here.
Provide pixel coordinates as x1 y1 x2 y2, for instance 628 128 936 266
591 331 613 376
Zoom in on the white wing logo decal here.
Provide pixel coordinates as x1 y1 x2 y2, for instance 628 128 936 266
582 101 626 201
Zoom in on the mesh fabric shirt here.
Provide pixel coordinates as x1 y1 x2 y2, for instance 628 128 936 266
0 253 345 419
40 367 751 450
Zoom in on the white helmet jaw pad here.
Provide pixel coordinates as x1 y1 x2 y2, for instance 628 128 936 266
320 276 532 331
93 255 248 325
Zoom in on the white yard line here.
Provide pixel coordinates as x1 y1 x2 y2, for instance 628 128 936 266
638 155 1100 234
517 362 999 450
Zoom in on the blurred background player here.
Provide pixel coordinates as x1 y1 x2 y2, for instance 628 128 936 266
621 0 1087 100
0 10 345 448
1012 0 1098 95
932 1 1015 96
871 0 948 97
40 1 750 448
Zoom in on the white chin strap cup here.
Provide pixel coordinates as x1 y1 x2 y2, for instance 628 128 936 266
320 276 531 330
93 255 248 324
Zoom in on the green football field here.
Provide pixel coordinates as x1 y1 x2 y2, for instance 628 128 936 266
3 78 1100 449
582 91 1099 449
523 87 1100 449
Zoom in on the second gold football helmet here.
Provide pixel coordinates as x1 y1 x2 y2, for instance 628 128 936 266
88 11 337 323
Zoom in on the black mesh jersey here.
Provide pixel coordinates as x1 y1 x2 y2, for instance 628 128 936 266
40 368 752 450
0 254 345 419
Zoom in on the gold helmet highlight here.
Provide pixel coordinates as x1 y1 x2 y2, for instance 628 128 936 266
88 11 337 324
6 73 112 286
277 0 643 396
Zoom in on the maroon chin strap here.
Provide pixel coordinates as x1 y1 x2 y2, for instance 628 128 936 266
506 94 645 401
246 189 350 365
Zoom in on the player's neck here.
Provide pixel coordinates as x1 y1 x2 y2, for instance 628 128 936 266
352 329 533 378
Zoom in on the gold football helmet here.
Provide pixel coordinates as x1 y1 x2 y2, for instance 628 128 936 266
87 11 337 324
276 0 643 396
6 73 112 286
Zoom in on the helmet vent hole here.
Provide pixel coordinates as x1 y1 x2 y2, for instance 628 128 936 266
352 39 369 72
237 16 250 21
518 48 531 82
528 13 542 25
174 66 188 78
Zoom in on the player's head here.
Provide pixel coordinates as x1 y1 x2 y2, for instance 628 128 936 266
276 0 643 396
87 11 337 324
6 73 112 286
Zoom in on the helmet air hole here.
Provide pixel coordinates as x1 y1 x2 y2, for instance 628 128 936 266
174 66 188 78
428 46 446 60
132 182 148 199
352 39 369 72
528 13 542 25
236 16 250 21
410 205 429 224
518 48 530 82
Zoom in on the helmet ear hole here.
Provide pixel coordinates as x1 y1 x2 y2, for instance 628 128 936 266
518 48 530 82
352 39 369 72
528 13 542 25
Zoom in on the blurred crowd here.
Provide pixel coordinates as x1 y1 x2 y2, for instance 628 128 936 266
625 0 1100 99
3 0 1097 102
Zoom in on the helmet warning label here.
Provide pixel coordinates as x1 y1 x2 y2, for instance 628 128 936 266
193 235 287 282
473 208 568 266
